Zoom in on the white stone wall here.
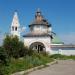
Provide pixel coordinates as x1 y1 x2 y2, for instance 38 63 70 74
51 50 59 54
11 30 20 37
24 37 75 55
32 25 48 33
61 50 75 55
51 48 75 55
24 36 52 53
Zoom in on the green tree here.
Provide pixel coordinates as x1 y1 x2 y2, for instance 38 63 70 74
3 35 28 58
3 35 34 58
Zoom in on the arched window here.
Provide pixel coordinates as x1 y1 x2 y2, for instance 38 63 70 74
12 26 14 31
15 27 17 31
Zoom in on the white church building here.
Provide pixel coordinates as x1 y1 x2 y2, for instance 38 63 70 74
23 9 54 53
10 9 75 55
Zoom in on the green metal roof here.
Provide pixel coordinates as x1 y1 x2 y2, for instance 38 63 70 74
52 36 63 44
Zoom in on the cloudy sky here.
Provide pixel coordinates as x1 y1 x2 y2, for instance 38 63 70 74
0 0 75 44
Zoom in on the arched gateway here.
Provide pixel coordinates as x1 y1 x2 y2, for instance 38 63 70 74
30 42 46 52
23 9 53 54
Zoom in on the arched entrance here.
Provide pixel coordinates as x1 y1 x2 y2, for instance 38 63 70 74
30 42 46 53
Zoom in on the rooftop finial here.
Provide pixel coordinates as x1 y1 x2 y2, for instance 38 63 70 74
35 8 42 17
14 10 18 15
37 8 41 12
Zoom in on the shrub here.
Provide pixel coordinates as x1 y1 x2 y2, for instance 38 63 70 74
0 47 9 65
0 47 10 75
3 35 30 58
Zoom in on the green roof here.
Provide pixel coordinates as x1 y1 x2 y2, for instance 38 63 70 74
52 36 63 44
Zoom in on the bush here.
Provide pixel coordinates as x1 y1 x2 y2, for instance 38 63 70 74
0 47 10 75
0 47 9 65
3 35 31 58
50 54 62 59
5 52 53 74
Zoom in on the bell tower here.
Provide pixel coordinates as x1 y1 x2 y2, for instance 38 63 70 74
11 11 20 37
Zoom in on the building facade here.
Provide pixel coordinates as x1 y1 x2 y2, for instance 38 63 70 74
23 9 53 53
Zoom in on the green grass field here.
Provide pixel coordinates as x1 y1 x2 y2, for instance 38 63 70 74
3 53 53 75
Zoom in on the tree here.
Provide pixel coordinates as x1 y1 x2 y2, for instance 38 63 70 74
3 35 20 57
3 35 26 58
3 35 11 57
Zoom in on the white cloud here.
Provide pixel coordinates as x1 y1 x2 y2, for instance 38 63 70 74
59 33 75 44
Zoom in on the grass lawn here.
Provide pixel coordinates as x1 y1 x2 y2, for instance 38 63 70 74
50 54 75 60
5 53 54 75
2 54 75 75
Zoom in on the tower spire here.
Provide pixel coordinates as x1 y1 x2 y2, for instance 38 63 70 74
11 11 20 37
11 11 20 27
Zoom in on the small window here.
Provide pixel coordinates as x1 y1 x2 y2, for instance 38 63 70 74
15 27 17 31
12 26 14 31
36 25 40 28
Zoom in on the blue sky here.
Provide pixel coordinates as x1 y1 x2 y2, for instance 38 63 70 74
0 0 75 44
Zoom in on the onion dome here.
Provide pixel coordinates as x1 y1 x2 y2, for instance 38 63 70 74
29 8 51 27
